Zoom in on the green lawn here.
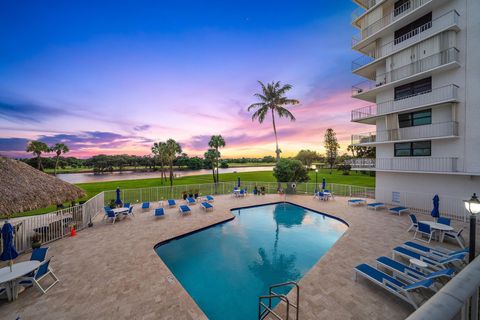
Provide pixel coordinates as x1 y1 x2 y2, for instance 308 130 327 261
7 169 374 218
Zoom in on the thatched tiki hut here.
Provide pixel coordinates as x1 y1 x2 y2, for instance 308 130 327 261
0 157 86 215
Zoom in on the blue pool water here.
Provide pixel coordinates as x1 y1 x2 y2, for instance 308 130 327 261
155 202 348 320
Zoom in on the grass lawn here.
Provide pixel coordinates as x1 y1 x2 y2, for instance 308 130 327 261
8 169 374 218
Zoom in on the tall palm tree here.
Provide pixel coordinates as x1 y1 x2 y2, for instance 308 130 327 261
248 81 299 162
152 141 168 182
208 135 225 183
165 139 182 186
50 143 70 176
26 141 50 171
204 148 219 184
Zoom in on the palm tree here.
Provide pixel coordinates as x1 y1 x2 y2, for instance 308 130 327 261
152 141 168 182
165 139 182 186
248 81 299 162
208 135 225 183
26 141 50 171
50 143 69 176
204 149 219 184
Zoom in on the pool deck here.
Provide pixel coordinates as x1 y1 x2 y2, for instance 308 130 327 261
0 194 476 319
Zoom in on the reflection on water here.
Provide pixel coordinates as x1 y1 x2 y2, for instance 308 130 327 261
57 166 274 183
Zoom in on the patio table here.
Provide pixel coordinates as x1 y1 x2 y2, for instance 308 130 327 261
0 260 40 301
419 220 454 242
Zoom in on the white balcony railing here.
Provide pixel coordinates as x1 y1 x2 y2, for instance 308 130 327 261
351 121 458 145
353 0 378 10
352 48 459 96
348 157 460 172
352 0 431 46
352 10 459 71
351 84 458 121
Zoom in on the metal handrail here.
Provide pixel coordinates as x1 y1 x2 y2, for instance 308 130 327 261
259 294 290 320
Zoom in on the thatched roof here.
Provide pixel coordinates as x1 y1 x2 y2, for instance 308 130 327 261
0 157 86 215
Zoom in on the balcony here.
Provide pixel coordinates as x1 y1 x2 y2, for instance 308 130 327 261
351 0 441 50
348 157 461 173
353 0 378 10
352 48 460 102
352 10 460 73
351 84 459 123
351 121 459 145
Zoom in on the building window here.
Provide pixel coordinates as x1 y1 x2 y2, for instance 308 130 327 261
394 77 432 100
398 109 432 128
394 141 431 157
394 12 432 45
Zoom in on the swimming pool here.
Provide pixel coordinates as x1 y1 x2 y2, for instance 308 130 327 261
155 202 348 320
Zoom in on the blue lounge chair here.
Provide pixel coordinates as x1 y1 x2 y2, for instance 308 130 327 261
392 246 467 270
402 241 468 260
154 208 165 218
167 199 176 207
389 206 409 215
141 202 150 209
437 217 451 226
17 259 59 294
179 205 191 214
186 197 196 205
414 222 436 243
204 195 214 202
376 256 455 283
407 214 418 232
347 199 366 206
200 202 213 211
367 202 385 210
354 263 434 309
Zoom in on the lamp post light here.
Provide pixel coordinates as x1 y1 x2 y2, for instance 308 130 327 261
315 169 319 193
464 193 480 263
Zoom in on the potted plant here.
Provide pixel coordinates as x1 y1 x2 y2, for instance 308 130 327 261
31 234 41 249
188 190 193 198
108 199 116 209
194 189 199 199
182 191 188 200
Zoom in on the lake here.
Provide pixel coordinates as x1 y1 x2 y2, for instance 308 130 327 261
57 166 274 184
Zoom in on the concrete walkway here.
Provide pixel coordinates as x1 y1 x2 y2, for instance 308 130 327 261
0 195 474 319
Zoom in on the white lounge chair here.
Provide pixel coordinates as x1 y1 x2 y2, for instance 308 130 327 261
367 202 385 210
179 205 191 214
200 202 214 211
347 199 366 206
389 206 409 215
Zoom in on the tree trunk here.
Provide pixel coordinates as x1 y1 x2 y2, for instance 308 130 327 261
271 109 281 189
212 167 216 184
215 149 220 184
169 163 174 186
54 155 60 176
36 154 43 171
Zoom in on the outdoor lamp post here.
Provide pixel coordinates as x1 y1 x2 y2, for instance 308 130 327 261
315 169 319 193
464 193 480 263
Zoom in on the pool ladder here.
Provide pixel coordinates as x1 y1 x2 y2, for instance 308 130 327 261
258 281 300 320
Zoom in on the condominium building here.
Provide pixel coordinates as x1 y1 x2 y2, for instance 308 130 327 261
349 0 480 213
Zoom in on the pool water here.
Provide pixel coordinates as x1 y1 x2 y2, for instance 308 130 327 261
155 202 348 320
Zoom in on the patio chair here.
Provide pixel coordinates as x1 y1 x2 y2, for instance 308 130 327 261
407 214 418 232
392 246 467 270
186 197 196 205
414 222 436 243
239 189 246 197
106 209 117 224
179 205 191 215
402 241 468 260
204 195 214 202
124 206 134 218
123 203 131 208
347 199 366 206
353 263 434 309
103 206 112 220
17 259 59 294
167 199 176 207
316 192 326 201
376 256 454 283
200 202 214 211
367 202 386 210
141 202 150 209
437 217 451 226
30 247 49 262
444 229 466 249
389 206 409 216
154 208 165 218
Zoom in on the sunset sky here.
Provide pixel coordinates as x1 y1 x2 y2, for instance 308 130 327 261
0 1 369 159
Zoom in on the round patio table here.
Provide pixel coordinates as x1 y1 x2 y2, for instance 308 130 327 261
0 260 40 301
419 220 454 242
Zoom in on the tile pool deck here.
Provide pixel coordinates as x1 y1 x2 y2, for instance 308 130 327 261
0 194 476 319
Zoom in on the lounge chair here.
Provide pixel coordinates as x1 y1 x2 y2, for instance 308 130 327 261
354 263 434 309
204 195 214 202
154 208 165 218
444 229 466 249
141 202 150 209
16 259 59 294
347 199 366 206
167 199 176 207
414 222 436 243
376 256 455 284
389 206 409 215
186 197 196 205
179 205 191 214
407 214 418 232
367 202 386 210
392 246 467 270
200 202 213 211
402 241 468 260
437 217 451 226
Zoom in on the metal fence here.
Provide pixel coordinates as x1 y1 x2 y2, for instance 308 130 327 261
4 192 104 254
